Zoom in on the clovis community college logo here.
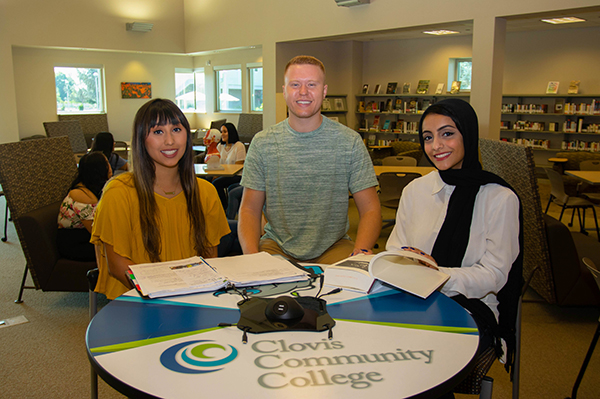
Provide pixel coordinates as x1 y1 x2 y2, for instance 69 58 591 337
160 340 238 374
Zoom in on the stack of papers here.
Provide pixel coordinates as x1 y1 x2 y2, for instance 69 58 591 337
128 252 310 299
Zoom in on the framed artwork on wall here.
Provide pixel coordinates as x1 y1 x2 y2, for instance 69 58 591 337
121 82 152 99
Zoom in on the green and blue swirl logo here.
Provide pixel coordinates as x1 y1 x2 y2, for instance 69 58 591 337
160 340 238 374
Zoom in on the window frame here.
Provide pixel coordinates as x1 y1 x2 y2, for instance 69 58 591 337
248 63 263 113
215 65 242 113
54 65 106 115
448 58 472 93
175 68 206 113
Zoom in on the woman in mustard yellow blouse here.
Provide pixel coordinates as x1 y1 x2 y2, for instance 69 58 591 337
91 99 230 299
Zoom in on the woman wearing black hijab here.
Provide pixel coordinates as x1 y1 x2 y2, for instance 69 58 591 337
386 99 523 396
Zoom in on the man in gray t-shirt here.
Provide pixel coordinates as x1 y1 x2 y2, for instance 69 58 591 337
239 56 381 264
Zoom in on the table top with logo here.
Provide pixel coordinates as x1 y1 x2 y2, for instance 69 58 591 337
86 271 480 399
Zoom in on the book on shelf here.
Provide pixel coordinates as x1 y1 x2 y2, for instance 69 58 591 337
358 101 365 112
394 98 403 111
128 252 310 299
416 80 430 94
361 84 369 94
546 81 560 94
322 98 332 111
450 81 461 94
323 250 449 298
327 116 339 122
554 99 565 113
402 82 411 94
359 119 368 132
334 97 345 111
435 83 444 94
367 134 376 146
386 82 398 94
385 98 393 112
374 84 381 94
568 80 580 95
422 99 432 110
382 119 391 131
371 115 381 131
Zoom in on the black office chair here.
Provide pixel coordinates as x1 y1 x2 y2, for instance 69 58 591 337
545 168 600 238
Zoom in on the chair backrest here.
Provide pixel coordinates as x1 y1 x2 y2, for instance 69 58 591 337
237 113 263 144
544 168 569 204
209 119 227 130
382 156 418 166
579 160 600 171
0 136 77 289
59 114 110 148
378 172 421 207
479 139 555 303
43 120 88 153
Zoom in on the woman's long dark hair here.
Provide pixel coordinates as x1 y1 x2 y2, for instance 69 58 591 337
220 122 240 144
70 152 110 199
90 132 115 163
131 98 209 262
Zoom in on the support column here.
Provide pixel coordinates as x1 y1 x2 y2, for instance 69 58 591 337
470 17 506 140
261 42 278 128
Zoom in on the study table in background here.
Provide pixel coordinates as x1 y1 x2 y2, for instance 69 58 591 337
194 163 243 178
87 275 480 399
565 170 600 185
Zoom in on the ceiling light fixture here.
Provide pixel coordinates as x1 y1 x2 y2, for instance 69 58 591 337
335 0 370 7
126 22 154 32
541 17 586 24
423 30 460 35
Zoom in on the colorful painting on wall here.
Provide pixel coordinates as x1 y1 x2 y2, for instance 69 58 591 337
121 82 152 99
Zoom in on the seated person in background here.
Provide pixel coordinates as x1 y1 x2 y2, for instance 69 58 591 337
91 132 128 174
91 98 230 300
239 55 381 264
386 99 522 398
212 122 246 210
57 152 112 261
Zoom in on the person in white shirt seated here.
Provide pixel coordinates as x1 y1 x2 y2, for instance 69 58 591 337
386 98 523 398
212 122 246 210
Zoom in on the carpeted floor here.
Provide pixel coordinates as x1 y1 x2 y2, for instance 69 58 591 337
1 180 600 398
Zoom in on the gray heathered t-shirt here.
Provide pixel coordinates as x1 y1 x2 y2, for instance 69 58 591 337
241 117 377 260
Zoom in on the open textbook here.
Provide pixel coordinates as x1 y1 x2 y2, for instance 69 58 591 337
128 252 310 299
323 250 449 299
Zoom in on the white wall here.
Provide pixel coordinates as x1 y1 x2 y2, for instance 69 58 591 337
3 0 600 143
503 27 600 94
0 0 186 144
13 47 193 141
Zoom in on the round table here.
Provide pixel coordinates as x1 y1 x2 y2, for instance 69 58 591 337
87 278 480 398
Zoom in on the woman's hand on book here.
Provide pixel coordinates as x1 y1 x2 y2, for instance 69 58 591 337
401 246 439 270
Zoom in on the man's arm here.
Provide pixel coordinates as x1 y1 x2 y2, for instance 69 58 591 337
351 186 382 256
238 187 266 254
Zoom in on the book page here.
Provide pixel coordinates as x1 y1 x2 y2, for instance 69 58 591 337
368 251 448 299
207 252 309 286
129 257 225 296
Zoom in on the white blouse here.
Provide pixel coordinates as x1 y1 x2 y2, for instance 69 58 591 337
386 170 520 320
217 141 246 164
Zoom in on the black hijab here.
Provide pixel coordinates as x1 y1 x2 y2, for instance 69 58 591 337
418 98 523 376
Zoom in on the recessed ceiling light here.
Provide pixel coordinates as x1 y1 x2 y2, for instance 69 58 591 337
541 17 586 24
423 30 460 35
